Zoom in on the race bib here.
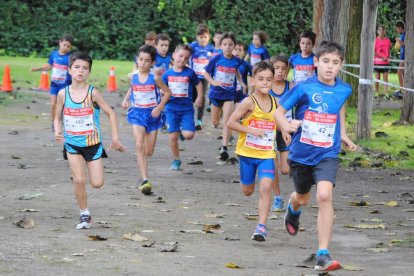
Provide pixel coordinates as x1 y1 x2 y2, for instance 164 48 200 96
245 119 275 150
132 84 157 108
168 76 189 97
51 63 68 83
294 65 315 82
300 110 337 148
250 54 261 66
193 58 209 75
64 107 94 135
215 66 236 87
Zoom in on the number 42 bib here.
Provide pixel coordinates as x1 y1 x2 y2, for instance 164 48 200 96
300 110 337 148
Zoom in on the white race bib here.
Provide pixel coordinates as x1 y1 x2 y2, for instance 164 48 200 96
300 110 337 148
193 58 209 75
168 76 189 97
132 84 157 108
215 66 236 87
294 65 315 82
51 63 68 83
250 54 261 66
64 107 94 135
245 119 275 150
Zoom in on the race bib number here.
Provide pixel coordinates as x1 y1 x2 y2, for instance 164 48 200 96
294 65 315 82
132 84 157 108
193 58 209 75
214 66 236 87
250 54 261 66
51 63 68 83
245 119 275 150
300 110 337 148
168 76 189 97
64 107 94 135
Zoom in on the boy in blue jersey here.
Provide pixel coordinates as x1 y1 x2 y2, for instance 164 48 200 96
162 45 203 170
393 21 405 99
289 31 316 84
189 24 215 130
204 32 246 161
122 45 171 195
154 33 172 75
54 52 126 230
245 30 270 67
233 42 252 106
31 34 74 131
212 31 224 57
274 41 357 271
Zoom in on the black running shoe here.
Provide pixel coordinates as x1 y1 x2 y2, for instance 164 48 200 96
219 147 229 161
284 202 300 236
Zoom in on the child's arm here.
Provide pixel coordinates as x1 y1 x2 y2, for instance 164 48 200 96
274 106 301 145
30 64 52 72
340 106 357 151
153 78 171 118
244 54 250 63
122 88 131 109
194 82 203 107
227 97 265 137
92 88 126 152
54 90 65 143
203 71 221 87
235 71 247 94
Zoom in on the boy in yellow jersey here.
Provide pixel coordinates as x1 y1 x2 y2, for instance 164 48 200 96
228 61 277 241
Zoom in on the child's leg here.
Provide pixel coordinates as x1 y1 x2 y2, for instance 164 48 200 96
258 177 273 225
397 62 404 87
221 101 234 147
197 79 208 123
211 104 221 128
316 180 334 250
86 158 104 188
133 125 149 180
374 71 380 92
67 153 88 210
272 158 281 195
169 132 180 160
383 71 389 94
279 151 290 175
144 130 158 157
50 95 57 123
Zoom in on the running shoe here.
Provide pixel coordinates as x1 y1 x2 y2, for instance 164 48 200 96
170 159 181 171
206 104 211 112
315 254 342 271
251 224 268 242
179 132 185 141
392 90 403 99
195 120 202 131
219 146 229 161
140 180 153 195
271 195 284 212
76 214 91 230
285 202 300 236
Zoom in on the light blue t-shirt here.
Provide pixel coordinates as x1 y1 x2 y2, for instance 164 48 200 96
129 73 161 110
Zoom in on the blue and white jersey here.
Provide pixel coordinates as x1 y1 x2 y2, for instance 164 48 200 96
153 53 172 75
288 53 316 83
270 80 293 121
211 48 222 57
236 60 252 92
205 54 243 100
247 44 270 66
63 85 101 147
189 42 215 79
129 73 161 110
162 67 200 112
280 76 352 165
48 50 71 86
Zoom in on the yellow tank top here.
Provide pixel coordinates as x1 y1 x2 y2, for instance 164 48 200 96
235 95 277 159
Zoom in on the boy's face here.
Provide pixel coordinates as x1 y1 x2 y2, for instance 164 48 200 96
233 45 246 58
213 34 223 47
196 33 210 47
173 49 191 68
396 26 403 34
251 69 274 94
68 59 90 81
314 52 342 85
252 35 261 47
156 39 170 56
273 61 288 81
300 37 314 55
59 40 72 54
221 38 235 56
145 38 155 46
136 52 154 72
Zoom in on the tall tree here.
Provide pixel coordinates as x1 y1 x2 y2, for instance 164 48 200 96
357 0 378 139
400 0 414 123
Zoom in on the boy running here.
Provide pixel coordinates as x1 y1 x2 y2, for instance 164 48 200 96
289 31 316 84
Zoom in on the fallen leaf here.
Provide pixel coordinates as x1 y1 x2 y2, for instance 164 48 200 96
186 220 202 225
225 262 242 269
8 130 18 135
203 224 221 231
153 197 165 203
17 192 43 200
344 223 385 230
402 209 414 212
123 233 148 242
349 200 369 206
88 235 107 241
159 209 172 212
187 160 203 165
11 155 21 159
201 169 213 172
205 212 225 218
368 210 381 214
160 241 178 252
179 229 205 234
14 218 35 229
19 209 39 212
142 241 155 247
366 247 390 253
370 218 384 223
225 236 240 241
71 253 84 256
225 202 241 207
342 264 363 271
385 200 398 207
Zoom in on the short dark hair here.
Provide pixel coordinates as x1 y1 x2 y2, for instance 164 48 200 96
69 51 93 70
252 61 274 76
156 33 171 45
235 41 247 51
61 34 74 45
314 41 345 61
270 54 289 67
196 23 210 36
253 30 269 44
299 31 316 45
395 20 405 29
220 32 237 45
214 30 224 36
174 44 193 55
137 44 157 61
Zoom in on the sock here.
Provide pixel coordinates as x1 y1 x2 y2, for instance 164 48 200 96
258 223 266 229
80 208 90 216
197 120 202 125
289 203 301 216
317 248 330 256
275 194 283 200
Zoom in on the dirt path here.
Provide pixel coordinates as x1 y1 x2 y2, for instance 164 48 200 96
0 90 413 275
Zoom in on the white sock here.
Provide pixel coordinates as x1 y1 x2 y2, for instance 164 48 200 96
80 208 90 216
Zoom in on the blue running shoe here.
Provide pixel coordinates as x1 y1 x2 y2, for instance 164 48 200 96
315 254 342 271
251 223 268 242
170 159 181 171
271 195 284 212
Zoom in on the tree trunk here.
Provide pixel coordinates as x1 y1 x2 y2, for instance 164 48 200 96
313 0 324 46
357 0 378 139
400 0 414 123
345 0 363 107
321 0 341 41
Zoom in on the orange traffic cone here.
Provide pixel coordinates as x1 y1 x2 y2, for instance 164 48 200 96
1 64 13 92
107 67 117 93
38 67 50 91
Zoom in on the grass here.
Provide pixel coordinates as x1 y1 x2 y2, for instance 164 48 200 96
1 56 413 169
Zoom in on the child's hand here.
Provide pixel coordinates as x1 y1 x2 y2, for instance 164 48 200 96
55 130 64 143
284 119 302 133
30 67 36 72
121 100 129 109
153 68 164 78
282 130 292 146
151 107 162 118
108 140 126 152
195 96 203 108
212 80 222 87
341 135 357 151
250 128 266 138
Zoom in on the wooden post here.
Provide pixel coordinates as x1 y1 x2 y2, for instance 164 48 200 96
356 0 378 139
400 1 414 123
